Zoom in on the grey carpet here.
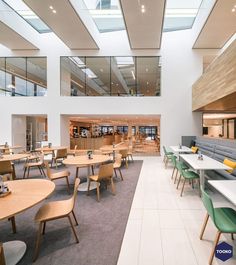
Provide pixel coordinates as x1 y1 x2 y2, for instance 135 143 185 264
0 160 143 265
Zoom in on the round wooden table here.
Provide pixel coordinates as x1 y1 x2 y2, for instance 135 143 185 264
63 155 111 192
100 145 128 152
0 179 55 264
0 153 30 162
0 179 55 220
0 145 22 151
35 146 68 152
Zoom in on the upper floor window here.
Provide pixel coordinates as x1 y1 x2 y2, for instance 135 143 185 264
0 57 47 97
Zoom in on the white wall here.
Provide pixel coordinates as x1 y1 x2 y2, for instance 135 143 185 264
12 115 26 151
0 29 203 151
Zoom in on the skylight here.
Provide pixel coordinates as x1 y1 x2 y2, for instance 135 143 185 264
163 0 203 32
2 0 51 33
82 0 125 33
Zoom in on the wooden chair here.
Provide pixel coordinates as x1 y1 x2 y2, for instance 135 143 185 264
0 243 6 265
45 161 71 193
23 154 46 178
113 153 123 181
33 178 80 262
127 146 134 162
51 148 67 168
0 161 15 180
119 149 129 168
87 163 115 202
67 145 78 156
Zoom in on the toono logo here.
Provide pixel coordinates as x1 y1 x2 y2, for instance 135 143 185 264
215 242 233 262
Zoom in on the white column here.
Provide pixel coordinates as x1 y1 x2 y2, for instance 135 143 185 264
47 112 61 145
0 112 12 144
61 115 70 147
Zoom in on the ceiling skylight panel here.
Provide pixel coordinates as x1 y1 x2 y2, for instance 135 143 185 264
2 0 51 33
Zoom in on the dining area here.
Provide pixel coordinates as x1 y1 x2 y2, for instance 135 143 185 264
0 141 138 264
163 141 236 265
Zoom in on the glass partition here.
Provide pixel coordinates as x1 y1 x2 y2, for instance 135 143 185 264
60 56 161 97
0 57 47 96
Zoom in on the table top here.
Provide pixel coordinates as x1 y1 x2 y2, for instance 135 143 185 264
63 154 111 166
100 145 128 151
0 153 30 162
170 146 193 153
35 146 68 152
0 179 55 220
209 180 236 205
0 145 22 150
180 154 231 170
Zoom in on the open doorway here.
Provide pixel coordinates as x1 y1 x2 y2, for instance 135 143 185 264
68 115 161 156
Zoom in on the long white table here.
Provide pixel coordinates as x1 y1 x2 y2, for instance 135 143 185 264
208 180 236 205
179 154 231 188
170 146 193 153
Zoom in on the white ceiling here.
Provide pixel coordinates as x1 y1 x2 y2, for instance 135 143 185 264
0 21 38 50
193 0 236 48
120 0 165 49
23 0 99 49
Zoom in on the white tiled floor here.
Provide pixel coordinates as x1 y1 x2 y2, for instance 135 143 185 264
117 157 236 265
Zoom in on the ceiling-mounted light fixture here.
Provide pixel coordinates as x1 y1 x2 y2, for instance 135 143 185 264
52 9 56 14
49 6 53 10
141 4 145 13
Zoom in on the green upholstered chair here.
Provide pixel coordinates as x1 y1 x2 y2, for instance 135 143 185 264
176 161 200 196
162 146 173 168
173 160 189 184
200 187 236 265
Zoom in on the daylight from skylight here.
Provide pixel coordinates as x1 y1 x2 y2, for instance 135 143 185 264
82 0 125 33
2 0 51 33
164 0 203 32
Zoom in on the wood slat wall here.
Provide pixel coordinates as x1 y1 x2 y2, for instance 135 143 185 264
192 40 236 111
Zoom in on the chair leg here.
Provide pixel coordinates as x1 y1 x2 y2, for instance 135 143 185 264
41 166 46 177
10 216 16 233
231 233 234 240
118 168 123 181
76 167 79 178
65 176 70 194
200 213 209 239
72 210 78 226
180 179 186 196
209 231 221 265
27 167 30 178
87 179 91 195
171 167 175 179
38 166 43 175
12 164 16 180
96 182 100 202
33 222 43 262
125 158 128 168
67 215 79 243
174 170 178 184
23 167 27 178
176 174 182 189
91 165 94 175
110 178 115 195
114 168 118 178
42 222 46 235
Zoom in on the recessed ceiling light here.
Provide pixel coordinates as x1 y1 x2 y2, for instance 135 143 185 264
147 81 149 85
141 8 145 13
49 6 53 10
232 8 236 12
146 68 148 72
52 9 57 13
141 5 145 9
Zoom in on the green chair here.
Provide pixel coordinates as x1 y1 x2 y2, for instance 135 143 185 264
170 155 177 179
176 161 200 196
200 187 236 265
173 160 189 184
162 146 173 168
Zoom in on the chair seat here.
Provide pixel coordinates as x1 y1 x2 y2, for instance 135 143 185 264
89 175 99 181
215 208 236 233
183 170 199 179
180 162 188 170
35 200 72 222
25 162 43 167
50 170 70 180
113 162 121 169
166 151 174 155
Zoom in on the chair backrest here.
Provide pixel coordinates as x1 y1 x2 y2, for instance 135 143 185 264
163 146 167 155
67 178 80 211
176 160 184 175
3 148 10 155
56 148 67 159
44 161 52 179
201 187 215 223
170 155 177 166
0 243 6 265
98 163 114 180
191 146 198 154
74 145 78 151
114 153 122 167
0 161 13 175
119 149 128 158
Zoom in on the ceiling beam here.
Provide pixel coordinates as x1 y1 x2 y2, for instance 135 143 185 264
120 0 165 49
23 0 99 49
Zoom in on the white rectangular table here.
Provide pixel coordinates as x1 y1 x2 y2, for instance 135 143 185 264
179 154 231 188
208 180 236 205
170 146 193 153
